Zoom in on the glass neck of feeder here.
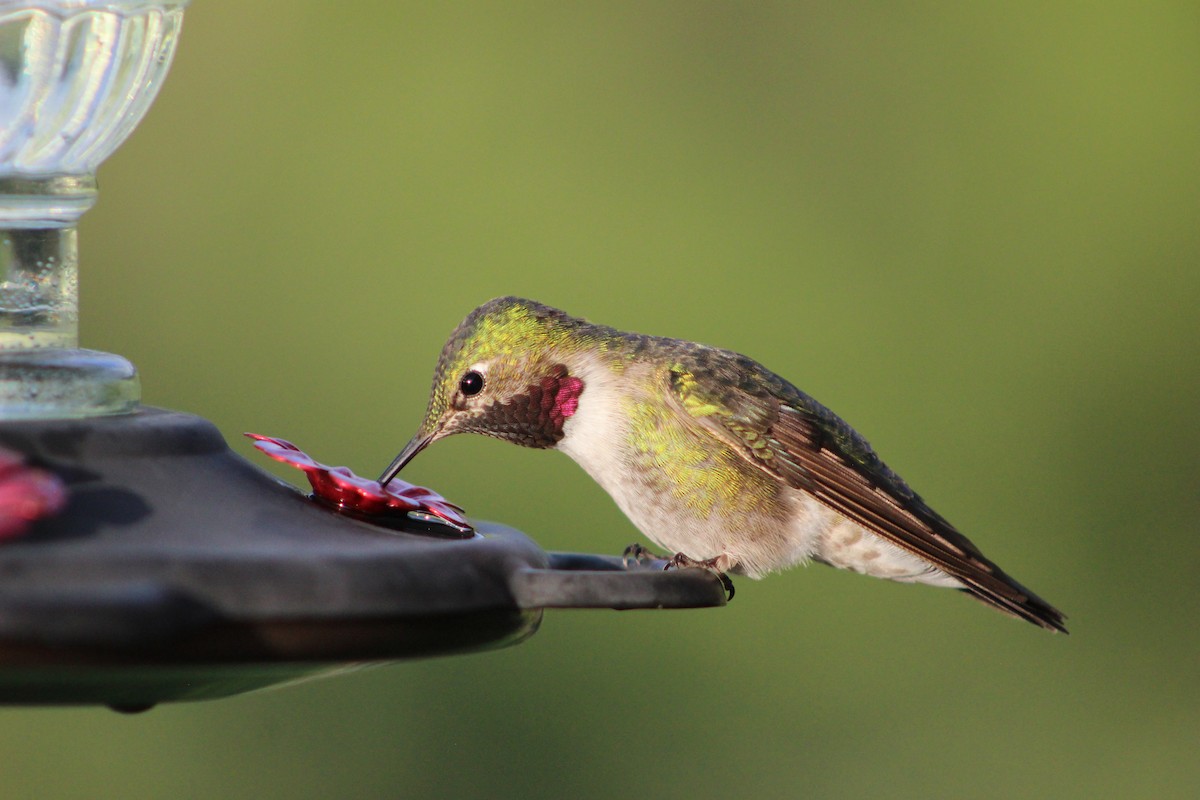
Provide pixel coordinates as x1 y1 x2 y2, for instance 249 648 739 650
0 176 93 352
0 227 79 352
0 176 138 419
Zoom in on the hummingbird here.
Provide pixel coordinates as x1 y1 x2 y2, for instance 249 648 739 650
379 297 1066 633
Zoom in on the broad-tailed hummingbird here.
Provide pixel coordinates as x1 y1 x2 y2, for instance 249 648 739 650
380 297 1066 632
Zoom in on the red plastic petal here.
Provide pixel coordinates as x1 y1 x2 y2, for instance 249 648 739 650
0 448 68 541
245 433 472 533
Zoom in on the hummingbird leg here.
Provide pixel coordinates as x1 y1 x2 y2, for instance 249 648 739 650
621 543 665 568
663 553 736 601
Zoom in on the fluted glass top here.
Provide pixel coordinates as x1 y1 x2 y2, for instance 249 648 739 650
0 0 187 177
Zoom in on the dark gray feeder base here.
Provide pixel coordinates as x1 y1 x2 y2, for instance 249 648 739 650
0 408 725 710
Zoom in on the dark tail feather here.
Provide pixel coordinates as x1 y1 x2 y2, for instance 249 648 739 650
960 574 1068 633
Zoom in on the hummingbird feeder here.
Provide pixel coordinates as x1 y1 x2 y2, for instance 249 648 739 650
0 0 724 713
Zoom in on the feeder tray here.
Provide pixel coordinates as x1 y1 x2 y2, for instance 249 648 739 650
0 408 726 711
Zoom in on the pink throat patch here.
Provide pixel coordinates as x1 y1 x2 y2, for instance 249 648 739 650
526 366 585 445
554 376 584 420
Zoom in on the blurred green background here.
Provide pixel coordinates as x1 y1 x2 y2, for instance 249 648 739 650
3 1 1198 797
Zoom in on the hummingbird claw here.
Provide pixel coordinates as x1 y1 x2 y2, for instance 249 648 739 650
622 542 664 568
717 573 735 602
662 552 736 602
621 545 735 600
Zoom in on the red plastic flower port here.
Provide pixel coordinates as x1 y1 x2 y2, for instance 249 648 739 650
245 433 472 536
0 447 68 541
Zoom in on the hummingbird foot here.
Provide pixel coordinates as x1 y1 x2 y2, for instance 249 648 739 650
622 543 666 568
663 553 736 601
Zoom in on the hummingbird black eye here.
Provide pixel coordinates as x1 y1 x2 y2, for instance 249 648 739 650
459 370 485 396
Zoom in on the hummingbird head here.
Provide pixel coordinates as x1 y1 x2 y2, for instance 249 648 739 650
379 297 592 486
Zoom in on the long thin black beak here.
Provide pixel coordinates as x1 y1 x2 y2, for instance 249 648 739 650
378 431 434 487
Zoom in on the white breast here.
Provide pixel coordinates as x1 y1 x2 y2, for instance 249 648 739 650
555 359 640 511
